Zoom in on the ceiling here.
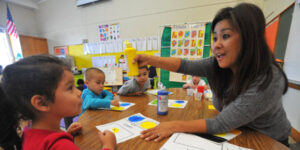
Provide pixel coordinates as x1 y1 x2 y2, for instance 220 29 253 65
6 0 48 9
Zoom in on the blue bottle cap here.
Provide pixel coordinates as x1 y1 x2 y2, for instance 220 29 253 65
157 90 168 95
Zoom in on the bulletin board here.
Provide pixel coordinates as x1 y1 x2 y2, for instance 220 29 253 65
160 23 212 88
169 23 207 82
68 44 159 70
54 46 69 55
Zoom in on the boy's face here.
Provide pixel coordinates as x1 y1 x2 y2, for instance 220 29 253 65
136 68 149 85
86 72 105 95
192 76 201 85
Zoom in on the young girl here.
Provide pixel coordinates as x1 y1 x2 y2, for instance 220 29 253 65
0 55 116 150
135 3 291 147
182 75 208 89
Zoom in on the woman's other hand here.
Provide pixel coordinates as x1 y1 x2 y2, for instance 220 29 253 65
140 121 177 142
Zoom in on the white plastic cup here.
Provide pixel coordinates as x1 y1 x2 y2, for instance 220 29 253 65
195 92 203 101
187 88 193 96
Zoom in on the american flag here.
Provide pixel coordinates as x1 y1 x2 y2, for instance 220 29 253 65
6 5 18 38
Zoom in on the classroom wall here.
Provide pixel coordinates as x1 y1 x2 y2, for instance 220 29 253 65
34 0 262 54
0 1 39 37
263 0 295 23
282 3 300 132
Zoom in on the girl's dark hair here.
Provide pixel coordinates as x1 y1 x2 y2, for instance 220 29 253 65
0 55 71 150
138 65 149 71
210 3 288 105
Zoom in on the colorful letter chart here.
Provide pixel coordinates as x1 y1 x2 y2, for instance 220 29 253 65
96 113 159 143
98 102 135 111
169 23 206 83
148 99 188 108
160 133 251 150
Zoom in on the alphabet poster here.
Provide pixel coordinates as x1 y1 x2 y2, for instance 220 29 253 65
169 23 206 82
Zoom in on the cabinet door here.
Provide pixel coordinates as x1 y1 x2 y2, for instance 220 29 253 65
20 35 49 57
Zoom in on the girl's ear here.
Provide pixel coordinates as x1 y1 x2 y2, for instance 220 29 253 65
84 80 89 86
30 95 50 112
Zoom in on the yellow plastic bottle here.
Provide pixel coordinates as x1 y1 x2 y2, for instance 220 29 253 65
124 41 139 76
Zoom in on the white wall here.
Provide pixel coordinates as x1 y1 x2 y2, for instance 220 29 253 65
0 1 39 37
263 0 295 23
35 0 253 54
283 88 300 131
283 3 300 131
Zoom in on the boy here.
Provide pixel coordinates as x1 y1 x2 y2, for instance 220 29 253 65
118 66 150 96
81 68 119 114
183 75 208 89
76 79 84 91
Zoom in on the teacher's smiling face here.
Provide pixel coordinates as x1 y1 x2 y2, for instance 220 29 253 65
212 19 241 72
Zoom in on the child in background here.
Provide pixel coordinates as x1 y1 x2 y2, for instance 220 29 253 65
148 66 157 89
81 68 119 114
76 79 85 91
118 66 150 96
0 55 116 150
183 76 208 89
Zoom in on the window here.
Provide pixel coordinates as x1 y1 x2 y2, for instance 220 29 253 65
0 28 14 68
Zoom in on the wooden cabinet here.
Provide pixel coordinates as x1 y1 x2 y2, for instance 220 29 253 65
20 35 49 57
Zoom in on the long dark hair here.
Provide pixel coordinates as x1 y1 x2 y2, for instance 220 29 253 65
210 3 288 106
0 55 70 150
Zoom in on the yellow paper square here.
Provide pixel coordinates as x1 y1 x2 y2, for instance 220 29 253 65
208 105 216 110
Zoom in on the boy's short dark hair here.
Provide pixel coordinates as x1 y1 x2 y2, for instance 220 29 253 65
77 79 84 85
85 67 104 81
138 66 148 71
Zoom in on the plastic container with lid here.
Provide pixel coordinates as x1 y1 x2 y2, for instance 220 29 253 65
157 90 168 115
124 41 139 76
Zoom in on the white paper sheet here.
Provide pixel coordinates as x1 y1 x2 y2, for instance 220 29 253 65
147 37 152 50
98 102 135 111
148 99 188 108
96 113 160 143
152 36 158 50
214 130 241 141
160 133 252 150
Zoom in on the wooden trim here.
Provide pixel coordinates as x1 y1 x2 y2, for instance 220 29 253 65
289 83 300 90
20 35 47 40
291 127 300 142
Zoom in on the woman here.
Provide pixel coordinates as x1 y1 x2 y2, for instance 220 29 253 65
135 3 291 147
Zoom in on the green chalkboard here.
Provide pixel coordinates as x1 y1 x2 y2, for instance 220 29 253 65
160 23 212 88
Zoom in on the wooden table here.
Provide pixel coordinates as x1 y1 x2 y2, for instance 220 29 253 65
74 88 288 150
